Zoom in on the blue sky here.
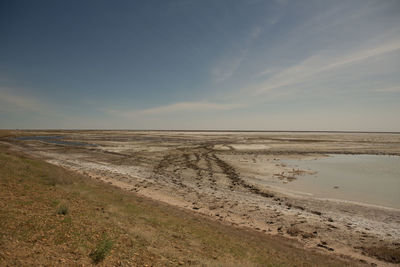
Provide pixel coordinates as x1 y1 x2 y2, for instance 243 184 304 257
1 0 399 130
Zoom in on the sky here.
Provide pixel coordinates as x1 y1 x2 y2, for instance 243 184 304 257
1 0 400 131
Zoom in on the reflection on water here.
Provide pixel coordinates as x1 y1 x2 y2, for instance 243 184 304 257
280 155 400 209
15 136 96 147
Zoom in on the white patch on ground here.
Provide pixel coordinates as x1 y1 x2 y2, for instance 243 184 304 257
213 145 231 150
231 144 270 150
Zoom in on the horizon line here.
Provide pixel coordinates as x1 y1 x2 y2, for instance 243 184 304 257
3 129 400 134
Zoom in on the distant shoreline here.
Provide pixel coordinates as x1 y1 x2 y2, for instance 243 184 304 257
2 129 400 134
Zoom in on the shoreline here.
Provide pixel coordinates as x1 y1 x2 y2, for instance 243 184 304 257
257 182 400 211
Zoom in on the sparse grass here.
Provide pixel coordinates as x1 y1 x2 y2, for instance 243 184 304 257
89 234 113 263
364 246 400 264
0 143 356 266
57 204 69 215
51 200 60 207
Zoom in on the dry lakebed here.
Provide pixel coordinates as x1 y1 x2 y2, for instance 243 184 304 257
3 130 400 266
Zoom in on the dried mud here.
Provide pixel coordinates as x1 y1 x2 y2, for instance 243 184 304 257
3 130 400 266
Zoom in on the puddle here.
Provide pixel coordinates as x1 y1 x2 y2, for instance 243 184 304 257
14 136 96 147
279 154 400 209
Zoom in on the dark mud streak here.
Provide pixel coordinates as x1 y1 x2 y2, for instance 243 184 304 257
212 154 274 198
203 152 217 186
152 145 275 199
152 153 187 188
183 153 202 180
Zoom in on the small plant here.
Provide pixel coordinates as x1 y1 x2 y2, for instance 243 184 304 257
51 200 60 207
89 234 113 263
57 204 69 215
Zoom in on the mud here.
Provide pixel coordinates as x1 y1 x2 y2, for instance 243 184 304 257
3 130 400 266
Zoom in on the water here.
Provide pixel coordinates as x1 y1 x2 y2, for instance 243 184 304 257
14 136 96 147
280 154 400 209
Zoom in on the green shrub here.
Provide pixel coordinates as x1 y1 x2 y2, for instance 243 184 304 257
89 234 113 263
57 204 69 215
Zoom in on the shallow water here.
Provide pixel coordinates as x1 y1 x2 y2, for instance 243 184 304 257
15 136 95 147
279 155 400 209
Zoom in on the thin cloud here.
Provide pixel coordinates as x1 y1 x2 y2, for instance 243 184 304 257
251 26 262 39
254 39 400 94
212 25 263 83
212 52 246 83
255 67 279 77
0 88 48 113
108 101 242 117
371 86 400 93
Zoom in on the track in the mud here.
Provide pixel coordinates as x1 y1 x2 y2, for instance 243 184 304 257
151 145 275 199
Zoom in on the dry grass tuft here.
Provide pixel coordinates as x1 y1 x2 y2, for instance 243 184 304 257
56 204 69 215
89 234 113 263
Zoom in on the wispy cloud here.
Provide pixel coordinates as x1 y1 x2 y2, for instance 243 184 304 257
0 88 49 113
250 26 262 39
211 52 247 83
212 25 264 83
255 67 280 77
254 39 400 94
107 101 241 117
371 86 400 93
